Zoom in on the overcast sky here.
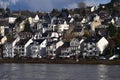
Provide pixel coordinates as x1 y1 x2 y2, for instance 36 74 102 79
0 0 111 11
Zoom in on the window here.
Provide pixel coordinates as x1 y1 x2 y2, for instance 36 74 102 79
22 49 24 51
90 52 92 55
84 43 87 46
70 43 74 46
90 42 92 45
84 48 87 50
89 47 92 50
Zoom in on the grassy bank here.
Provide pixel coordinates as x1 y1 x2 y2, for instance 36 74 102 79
0 58 120 65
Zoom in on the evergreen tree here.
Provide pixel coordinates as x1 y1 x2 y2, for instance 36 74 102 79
23 20 32 32
108 23 116 37
111 0 120 3
15 17 23 24
50 9 60 17
0 45 4 58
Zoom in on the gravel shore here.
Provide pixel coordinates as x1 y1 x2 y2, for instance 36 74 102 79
0 58 120 65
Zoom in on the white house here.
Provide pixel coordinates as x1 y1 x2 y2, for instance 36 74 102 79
16 21 25 33
96 37 109 54
3 43 12 57
111 19 115 24
51 32 59 38
3 36 20 58
0 26 9 37
0 36 7 44
24 38 33 57
60 38 84 58
69 18 74 23
94 14 100 21
56 41 64 49
68 14 72 18
33 15 40 22
34 32 42 40
46 40 64 59
58 21 69 32
91 6 95 12
30 39 47 58
12 37 20 57
81 18 86 24
15 38 32 57
28 17 33 24
78 39 84 49
81 36 108 58
91 19 101 31
48 31 59 42
8 17 17 24
109 54 119 60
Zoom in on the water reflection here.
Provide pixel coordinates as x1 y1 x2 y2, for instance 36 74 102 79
0 64 120 80
97 65 108 80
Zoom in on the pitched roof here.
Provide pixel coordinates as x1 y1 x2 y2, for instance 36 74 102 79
16 39 29 45
73 28 82 32
84 36 102 43
32 39 45 45
0 20 9 26
61 42 70 48
42 32 48 37
6 36 16 43
47 41 58 46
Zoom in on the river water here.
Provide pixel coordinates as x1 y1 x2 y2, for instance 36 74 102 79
0 64 120 80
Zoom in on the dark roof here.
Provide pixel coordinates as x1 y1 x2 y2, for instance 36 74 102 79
47 42 53 46
74 17 83 22
0 44 3 52
16 39 29 45
19 32 33 39
0 20 9 26
42 32 48 37
73 28 82 32
61 42 70 48
96 28 108 37
84 36 102 43
6 33 16 43
0 36 3 40
42 22 49 28
84 24 91 30
72 25 82 32
9 23 15 28
32 39 45 45
47 41 58 46
65 18 71 23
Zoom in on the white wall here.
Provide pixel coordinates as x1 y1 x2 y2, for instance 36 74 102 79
24 38 33 56
56 41 64 49
9 17 17 24
12 37 20 58
97 37 109 54
58 22 69 32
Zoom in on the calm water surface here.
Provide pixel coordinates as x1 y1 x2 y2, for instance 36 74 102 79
0 64 120 80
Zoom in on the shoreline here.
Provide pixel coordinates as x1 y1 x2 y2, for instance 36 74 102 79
0 59 120 65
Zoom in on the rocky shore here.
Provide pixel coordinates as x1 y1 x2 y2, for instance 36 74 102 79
0 58 120 65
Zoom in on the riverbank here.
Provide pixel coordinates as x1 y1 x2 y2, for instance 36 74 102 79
0 58 120 65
